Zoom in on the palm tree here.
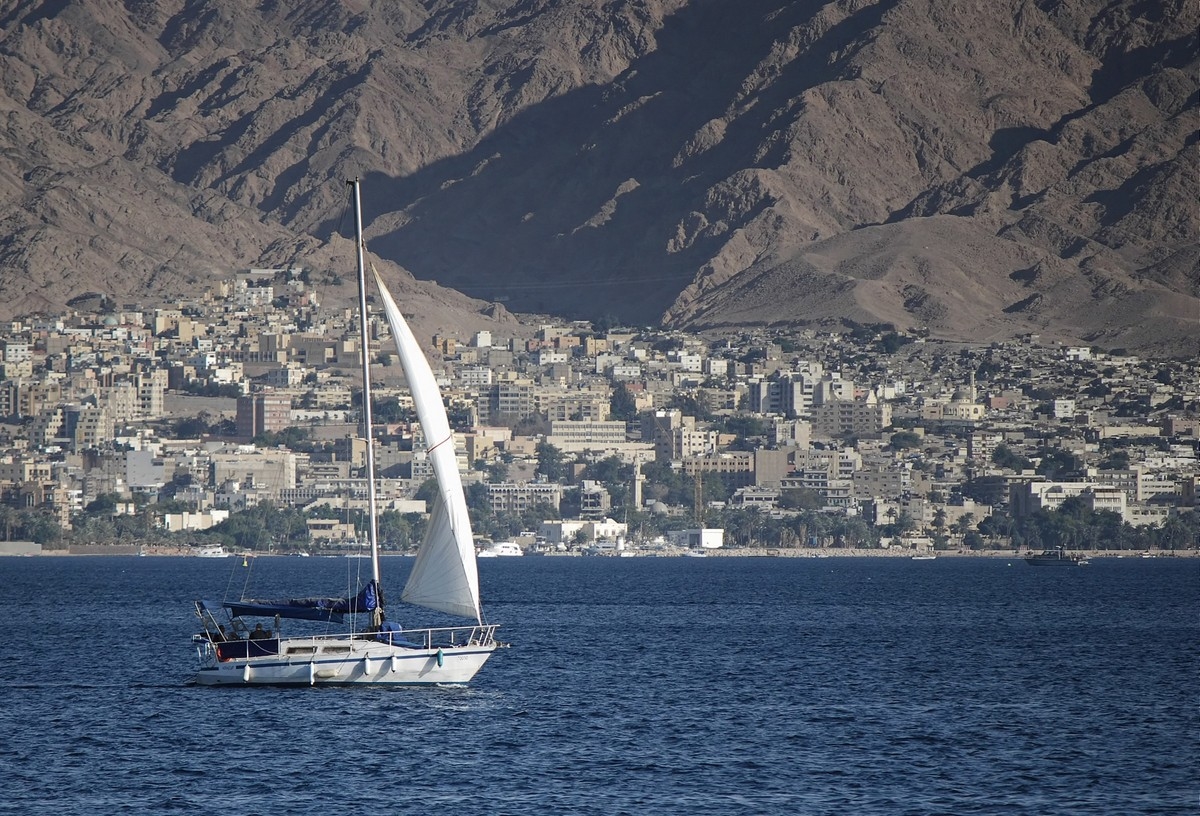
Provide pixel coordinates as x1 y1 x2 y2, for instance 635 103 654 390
893 511 917 537
1156 515 1194 551
832 517 875 549
932 507 948 534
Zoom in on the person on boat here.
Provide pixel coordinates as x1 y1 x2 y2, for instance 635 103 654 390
216 624 232 642
249 623 270 640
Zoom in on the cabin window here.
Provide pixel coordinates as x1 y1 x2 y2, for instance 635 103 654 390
286 646 316 655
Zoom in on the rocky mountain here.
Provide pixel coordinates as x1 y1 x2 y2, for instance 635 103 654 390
0 0 1195 353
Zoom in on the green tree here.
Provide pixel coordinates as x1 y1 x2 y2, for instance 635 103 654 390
580 457 633 510
465 482 491 515
173 415 212 438
512 413 550 436
373 396 413 423
950 513 976 538
720 415 770 438
992 444 1033 471
876 332 912 354
21 512 62 546
1036 449 1078 479
888 431 922 450
253 426 311 450
932 507 948 533
831 516 876 548
378 510 419 551
668 392 712 421
778 488 822 511
84 493 120 515
1099 450 1130 470
881 511 917 538
414 478 439 505
641 460 690 506
536 442 566 482
1155 514 1197 551
520 501 559 531
783 510 834 548
609 384 639 422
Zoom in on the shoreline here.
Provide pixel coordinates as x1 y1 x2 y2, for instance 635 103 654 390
614 547 1199 559
704 547 1199 559
6 546 1194 559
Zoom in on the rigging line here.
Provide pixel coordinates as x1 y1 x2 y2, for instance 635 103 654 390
239 547 256 599
426 434 454 454
222 553 241 604
266 184 357 272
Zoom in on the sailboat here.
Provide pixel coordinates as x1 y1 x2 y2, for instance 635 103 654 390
190 180 499 685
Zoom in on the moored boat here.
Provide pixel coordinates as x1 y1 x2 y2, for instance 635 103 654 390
1024 546 1089 566
478 541 523 557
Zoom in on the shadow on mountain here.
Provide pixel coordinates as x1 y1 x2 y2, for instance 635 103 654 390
1088 32 1197 106
324 0 890 324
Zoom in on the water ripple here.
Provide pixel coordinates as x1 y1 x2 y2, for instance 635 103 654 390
0 556 1195 815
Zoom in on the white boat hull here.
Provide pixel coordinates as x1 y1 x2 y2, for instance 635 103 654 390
194 634 496 686
478 542 523 557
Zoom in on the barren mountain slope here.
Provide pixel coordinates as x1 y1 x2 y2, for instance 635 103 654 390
655 0 1200 353
0 0 1194 352
0 0 558 338
675 216 1198 351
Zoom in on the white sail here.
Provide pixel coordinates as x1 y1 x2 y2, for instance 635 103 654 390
372 267 483 623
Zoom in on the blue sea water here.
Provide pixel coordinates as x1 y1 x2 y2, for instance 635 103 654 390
0 554 1195 815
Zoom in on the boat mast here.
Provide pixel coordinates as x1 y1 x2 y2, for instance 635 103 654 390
350 179 383 612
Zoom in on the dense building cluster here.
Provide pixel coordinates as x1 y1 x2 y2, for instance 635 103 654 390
0 268 1196 552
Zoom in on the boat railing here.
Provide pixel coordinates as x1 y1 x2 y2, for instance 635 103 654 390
375 623 500 649
196 623 499 657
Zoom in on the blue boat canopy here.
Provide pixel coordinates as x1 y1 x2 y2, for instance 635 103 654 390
219 580 379 623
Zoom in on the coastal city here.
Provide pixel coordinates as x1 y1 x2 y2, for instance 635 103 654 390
4 3 1195 810
0 267 1197 558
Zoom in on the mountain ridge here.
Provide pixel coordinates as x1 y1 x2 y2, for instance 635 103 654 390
0 0 1195 353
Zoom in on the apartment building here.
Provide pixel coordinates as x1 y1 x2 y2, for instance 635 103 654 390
488 482 563 514
236 392 293 440
811 393 891 439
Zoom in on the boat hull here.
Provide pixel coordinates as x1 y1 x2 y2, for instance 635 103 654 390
194 636 496 686
478 542 523 557
1024 547 1089 566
